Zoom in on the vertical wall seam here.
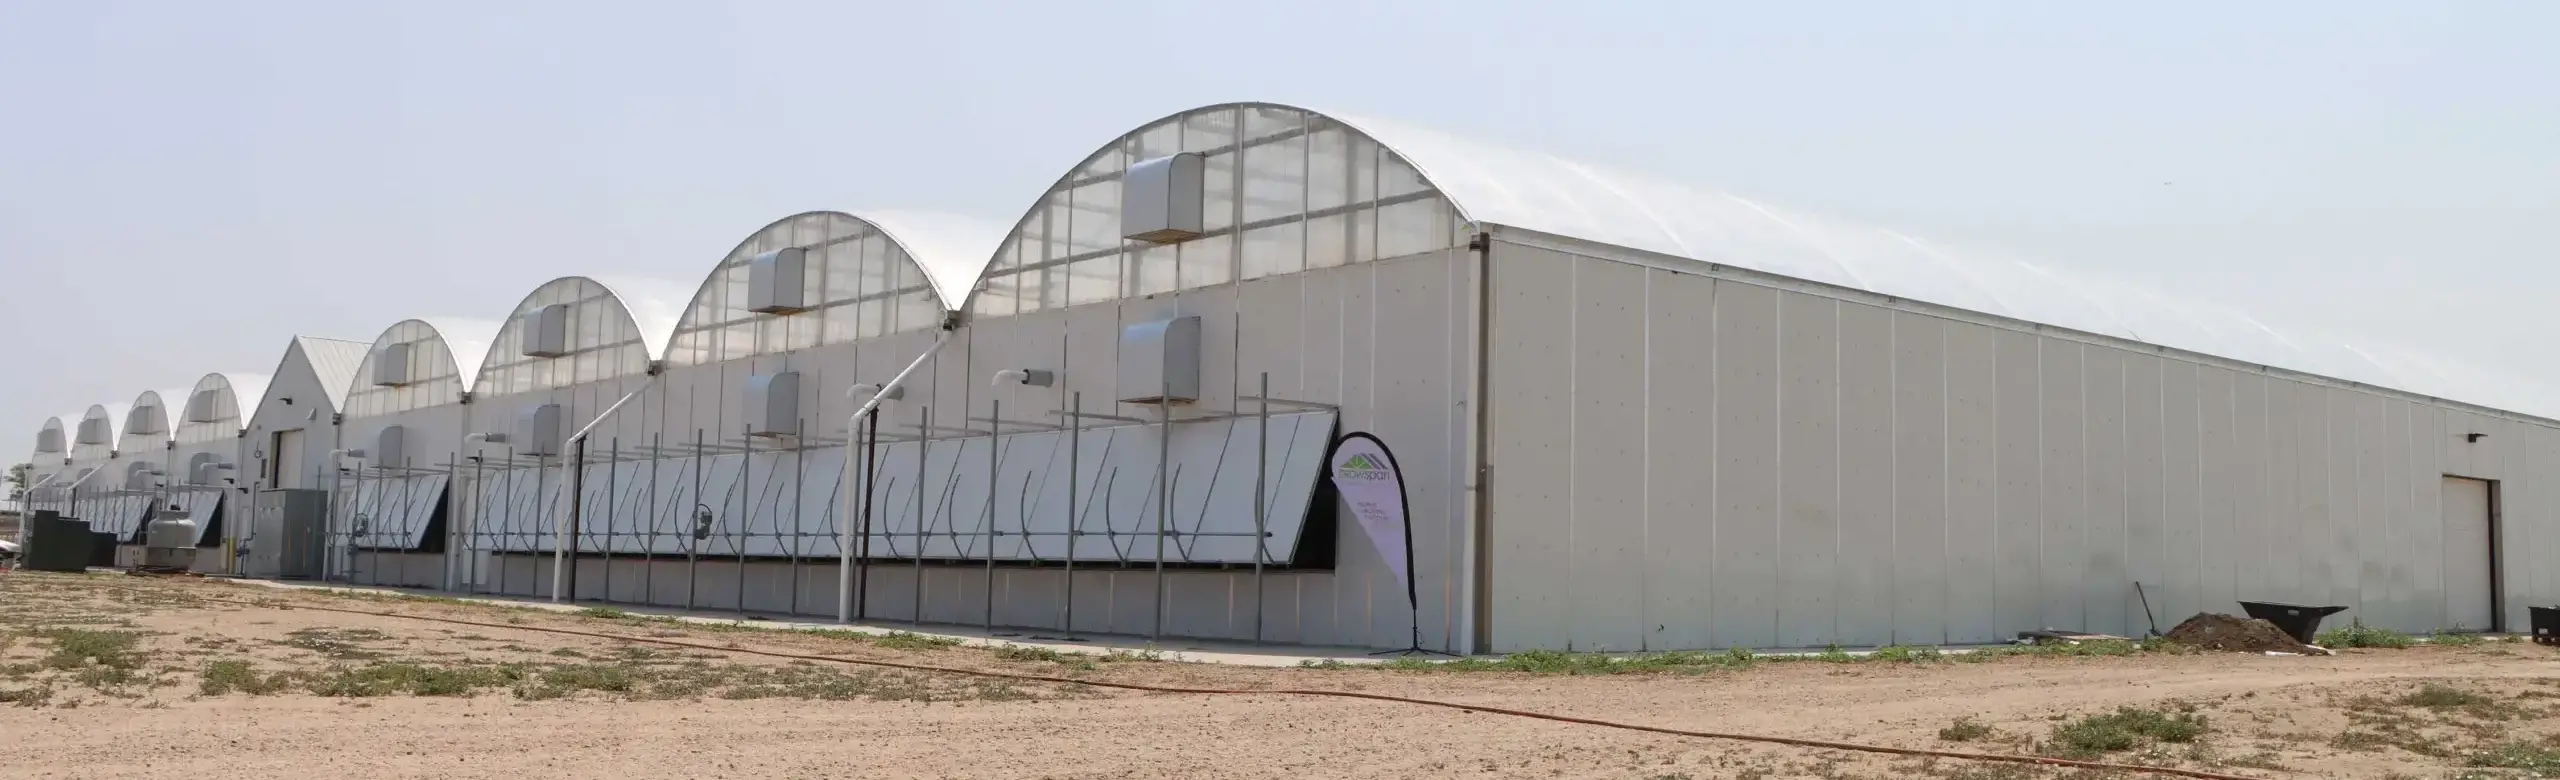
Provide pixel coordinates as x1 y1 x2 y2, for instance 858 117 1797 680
1773 291 1785 647
1988 329 2001 640
1639 265 1653 650
1886 309 1900 646
1939 321 1951 645
1566 255 1579 650
1706 278 1721 650
2119 353 2130 636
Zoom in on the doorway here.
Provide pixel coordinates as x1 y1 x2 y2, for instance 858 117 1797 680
2440 476 2499 632
272 430 307 489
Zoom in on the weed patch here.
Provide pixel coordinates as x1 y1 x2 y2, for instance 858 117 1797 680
2401 684 2493 710
1937 717 1996 742
281 627 393 661
0 683 55 707
873 632 962 651
2465 740 2560 771
39 628 146 671
198 660 292 696
306 662 533 698
992 645 1071 663
1394 648 1760 675
2043 707 2206 759
2318 619 2414 649
2429 630 2484 647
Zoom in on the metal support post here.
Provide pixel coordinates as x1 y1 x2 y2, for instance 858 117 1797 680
983 399 1000 634
736 424 752 616
914 405 929 627
1254 372 1269 645
1061 392 1080 635
1153 374 1170 644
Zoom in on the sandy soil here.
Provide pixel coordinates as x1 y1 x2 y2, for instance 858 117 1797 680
4 570 2558 779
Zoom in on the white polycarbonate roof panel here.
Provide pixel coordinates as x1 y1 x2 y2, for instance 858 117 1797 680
591 275 689 358
1317 105 2560 419
97 385 186 448
423 318 501 386
220 373 271 427
32 416 67 456
858 209 1011 310
47 412 80 449
76 404 118 451
116 388 185 444
298 337 372 412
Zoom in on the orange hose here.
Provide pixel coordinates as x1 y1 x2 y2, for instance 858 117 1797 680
163 586 2268 780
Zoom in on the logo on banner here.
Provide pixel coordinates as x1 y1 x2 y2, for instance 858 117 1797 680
1326 433 1412 591
1337 454 1392 479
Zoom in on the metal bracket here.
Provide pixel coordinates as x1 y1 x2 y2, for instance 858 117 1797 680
1235 395 1341 412
1048 410 1147 424
964 416 1064 432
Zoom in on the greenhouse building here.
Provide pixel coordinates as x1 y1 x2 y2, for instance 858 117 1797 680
19 101 2560 655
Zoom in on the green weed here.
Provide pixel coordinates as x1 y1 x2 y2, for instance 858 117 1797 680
2318 619 2414 649
2044 707 2207 759
1938 717 1996 742
873 632 962 651
2429 629 2484 647
2467 740 2560 771
38 628 145 671
198 660 292 696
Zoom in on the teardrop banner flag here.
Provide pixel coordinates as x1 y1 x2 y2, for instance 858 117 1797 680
1328 431 1443 655
1327 432 1410 592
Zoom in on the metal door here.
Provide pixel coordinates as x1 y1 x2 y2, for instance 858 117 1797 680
273 430 307 489
2440 476 2495 632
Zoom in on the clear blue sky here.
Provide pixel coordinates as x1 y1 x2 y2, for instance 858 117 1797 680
3 0 2555 449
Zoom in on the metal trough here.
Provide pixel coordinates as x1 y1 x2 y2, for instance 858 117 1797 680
2238 601 2349 645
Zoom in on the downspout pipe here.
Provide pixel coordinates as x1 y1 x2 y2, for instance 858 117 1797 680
839 323 960 623
555 369 661 603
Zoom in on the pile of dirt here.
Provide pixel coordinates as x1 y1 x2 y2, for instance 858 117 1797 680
2164 613 2319 654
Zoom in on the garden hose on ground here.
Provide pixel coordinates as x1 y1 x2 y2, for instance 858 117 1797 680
120 583 2268 780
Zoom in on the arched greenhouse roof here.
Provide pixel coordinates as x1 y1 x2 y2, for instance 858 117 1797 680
970 100 2557 419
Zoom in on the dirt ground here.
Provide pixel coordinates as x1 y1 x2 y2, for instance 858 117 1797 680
4 571 2558 779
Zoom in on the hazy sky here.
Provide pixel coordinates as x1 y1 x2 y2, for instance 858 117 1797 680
4 1 2555 457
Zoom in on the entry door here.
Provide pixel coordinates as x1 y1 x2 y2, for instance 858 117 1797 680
2440 476 2495 632
274 430 307 489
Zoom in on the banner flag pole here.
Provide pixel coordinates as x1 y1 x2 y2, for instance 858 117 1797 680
1325 431 1454 657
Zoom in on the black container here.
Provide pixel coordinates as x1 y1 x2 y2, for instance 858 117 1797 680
22 511 96 573
2531 606 2559 647
2239 601 2350 645
87 532 118 568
